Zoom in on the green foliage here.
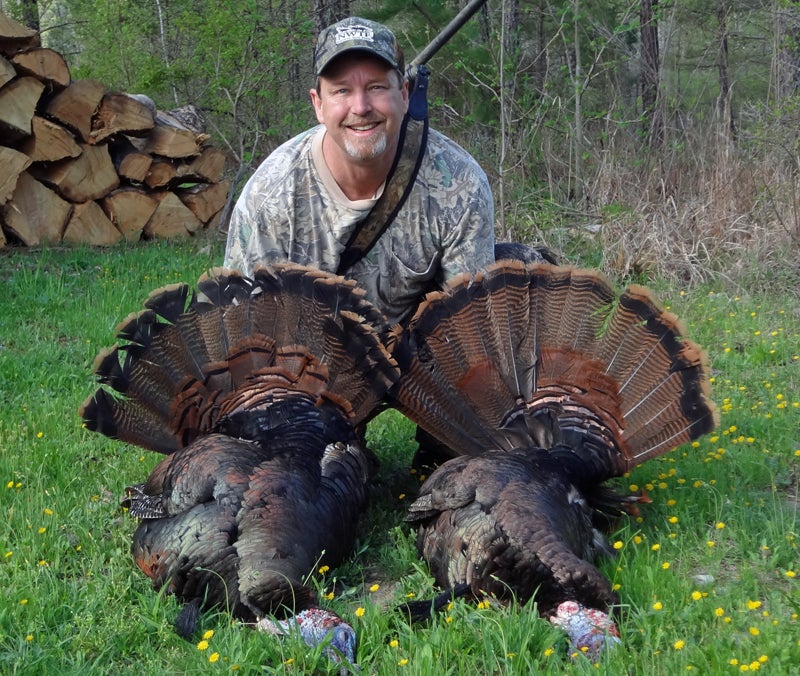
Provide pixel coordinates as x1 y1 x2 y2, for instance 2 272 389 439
1 243 798 673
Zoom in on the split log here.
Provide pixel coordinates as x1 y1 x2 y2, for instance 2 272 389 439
0 12 40 56
109 137 153 182
30 143 119 202
0 53 15 88
90 92 155 144
0 146 31 205
62 199 122 246
11 48 70 89
18 115 82 162
144 191 203 238
1 171 72 245
100 188 157 241
186 146 226 182
145 146 227 189
177 180 230 224
143 158 179 189
0 76 44 138
45 78 105 142
130 120 203 158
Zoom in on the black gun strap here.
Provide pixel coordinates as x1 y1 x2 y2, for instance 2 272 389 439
336 66 430 276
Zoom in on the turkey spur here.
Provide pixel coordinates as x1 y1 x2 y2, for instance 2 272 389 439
389 260 718 656
80 264 399 669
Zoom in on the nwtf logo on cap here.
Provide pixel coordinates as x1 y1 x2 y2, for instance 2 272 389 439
335 23 375 44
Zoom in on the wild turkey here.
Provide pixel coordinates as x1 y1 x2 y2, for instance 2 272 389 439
79 263 399 669
388 260 717 656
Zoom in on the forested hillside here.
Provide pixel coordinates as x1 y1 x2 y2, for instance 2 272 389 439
2 0 798 290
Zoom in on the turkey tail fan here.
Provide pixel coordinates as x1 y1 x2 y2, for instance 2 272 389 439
389 261 717 471
590 284 718 466
80 264 399 453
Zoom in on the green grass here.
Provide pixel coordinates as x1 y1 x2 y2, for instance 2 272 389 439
0 241 798 674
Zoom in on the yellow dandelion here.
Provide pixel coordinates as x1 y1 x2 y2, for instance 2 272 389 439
633 535 643 545
5 551 13 558
19 599 28 605
369 583 380 593
44 508 53 516
389 639 399 649
613 540 623 550
673 640 685 650
758 655 768 663
652 601 663 611
477 600 490 610
714 607 725 617
324 591 334 601
355 607 365 618
662 562 670 570
668 516 679 524
25 635 33 642
544 647 555 657
785 570 796 578
38 527 46 534
197 640 209 651
749 627 760 636
716 522 726 530
202 629 214 640
747 600 762 610
691 591 703 601
445 616 453 623
398 658 409 666
209 652 219 663
651 543 661 551
36 431 43 438
318 565 329 575
398 493 406 500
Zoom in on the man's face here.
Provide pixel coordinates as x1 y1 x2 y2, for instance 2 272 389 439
311 52 409 164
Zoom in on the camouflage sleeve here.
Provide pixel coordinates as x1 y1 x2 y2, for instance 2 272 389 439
438 166 495 283
424 130 495 283
223 130 321 276
223 173 290 277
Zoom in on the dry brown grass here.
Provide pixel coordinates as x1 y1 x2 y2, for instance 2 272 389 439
513 122 800 297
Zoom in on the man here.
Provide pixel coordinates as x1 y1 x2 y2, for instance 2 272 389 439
224 16 495 326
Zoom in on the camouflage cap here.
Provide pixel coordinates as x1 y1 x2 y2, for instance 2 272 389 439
314 17 404 76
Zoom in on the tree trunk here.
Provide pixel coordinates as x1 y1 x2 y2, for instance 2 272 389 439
17 0 40 33
716 0 735 143
313 0 350 36
775 1 800 100
640 0 662 148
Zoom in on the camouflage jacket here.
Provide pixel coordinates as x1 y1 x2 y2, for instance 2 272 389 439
224 124 495 325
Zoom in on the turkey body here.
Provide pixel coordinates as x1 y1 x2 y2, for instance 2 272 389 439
390 260 718 653
408 447 618 617
80 264 399 665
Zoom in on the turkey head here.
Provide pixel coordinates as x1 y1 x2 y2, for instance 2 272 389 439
80 264 400 670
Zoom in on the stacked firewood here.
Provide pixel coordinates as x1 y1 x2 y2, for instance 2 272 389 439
0 12 230 247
